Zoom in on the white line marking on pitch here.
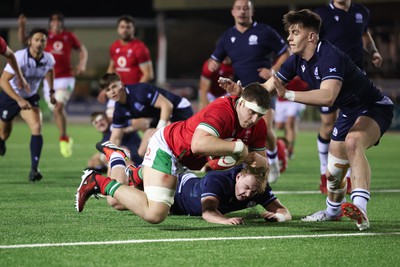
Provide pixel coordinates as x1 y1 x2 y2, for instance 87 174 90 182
1 232 399 249
274 189 400 194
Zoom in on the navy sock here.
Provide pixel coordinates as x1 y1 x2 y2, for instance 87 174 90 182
30 135 43 169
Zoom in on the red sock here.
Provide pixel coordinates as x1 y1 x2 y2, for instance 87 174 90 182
60 136 69 142
95 173 113 195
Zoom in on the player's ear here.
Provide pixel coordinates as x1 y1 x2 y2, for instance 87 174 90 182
309 32 317 42
236 173 242 182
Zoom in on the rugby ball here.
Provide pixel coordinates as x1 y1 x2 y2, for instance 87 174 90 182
206 138 240 171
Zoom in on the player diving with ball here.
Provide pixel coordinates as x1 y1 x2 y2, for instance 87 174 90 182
76 83 272 225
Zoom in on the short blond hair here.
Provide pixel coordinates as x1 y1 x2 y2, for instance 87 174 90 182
240 165 267 192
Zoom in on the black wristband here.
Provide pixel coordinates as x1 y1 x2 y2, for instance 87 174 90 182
50 89 55 94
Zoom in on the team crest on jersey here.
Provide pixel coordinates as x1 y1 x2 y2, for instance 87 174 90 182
231 37 236 43
301 65 306 72
134 102 145 111
355 13 363 23
314 67 320 80
242 129 251 143
334 15 339 22
248 35 258 45
332 127 338 137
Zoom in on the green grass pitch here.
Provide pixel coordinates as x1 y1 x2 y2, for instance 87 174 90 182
1 122 399 266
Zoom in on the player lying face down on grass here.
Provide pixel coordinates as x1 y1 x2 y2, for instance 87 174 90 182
76 83 272 224
170 165 291 225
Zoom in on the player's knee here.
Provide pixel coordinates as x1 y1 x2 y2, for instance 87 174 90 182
344 133 362 156
143 186 174 224
143 213 168 224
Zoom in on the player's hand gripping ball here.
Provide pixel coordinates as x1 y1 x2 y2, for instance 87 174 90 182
206 138 241 171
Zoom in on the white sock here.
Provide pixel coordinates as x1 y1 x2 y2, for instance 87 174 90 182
267 147 278 164
326 198 345 217
351 188 370 213
317 137 330 174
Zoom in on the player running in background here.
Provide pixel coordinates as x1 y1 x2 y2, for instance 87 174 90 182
99 15 155 123
76 83 270 224
314 0 383 194
18 13 88 158
274 76 308 160
0 36 30 155
198 57 233 111
0 28 56 182
208 0 290 183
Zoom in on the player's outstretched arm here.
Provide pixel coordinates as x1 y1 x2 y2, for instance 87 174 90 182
261 199 292 222
201 196 244 225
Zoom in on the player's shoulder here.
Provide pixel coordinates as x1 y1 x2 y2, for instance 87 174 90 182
314 4 330 15
13 49 27 61
130 38 148 47
109 40 121 49
352 2 369 12
43 51 56 62
0 36 7 54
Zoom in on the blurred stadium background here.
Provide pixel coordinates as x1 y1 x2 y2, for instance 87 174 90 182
0 0 399 128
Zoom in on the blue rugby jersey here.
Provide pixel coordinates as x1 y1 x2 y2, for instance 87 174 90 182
171 166 277 216
315 2 370 69
276 40 389 115
111 83 191 129
211 22 288 86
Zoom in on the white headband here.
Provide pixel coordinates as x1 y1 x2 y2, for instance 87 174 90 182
239 97 267 115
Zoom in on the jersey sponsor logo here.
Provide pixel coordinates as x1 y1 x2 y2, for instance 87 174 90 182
117 56 127 67
247 201 257 208
51 41 64 55
355 13 363 23
248 35 258 45
146 147 151 156
231 37 236 43
329 67 337 73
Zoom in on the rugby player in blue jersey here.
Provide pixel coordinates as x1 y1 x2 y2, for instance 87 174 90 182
314 0 383 194
208 0 291 184
98 73 193 148
219 9 393 231
170 166 291 225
